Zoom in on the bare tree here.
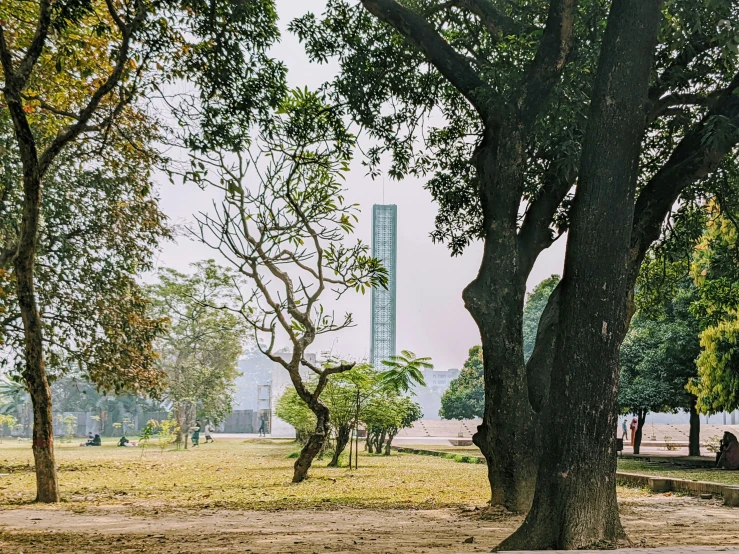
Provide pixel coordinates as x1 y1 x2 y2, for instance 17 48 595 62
192 90 387 481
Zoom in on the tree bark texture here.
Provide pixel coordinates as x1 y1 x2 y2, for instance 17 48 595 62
497 1 661 549
293 402 330 482
328 424 351 467
689 397 701 457
383 432 397 455
466 124 539 513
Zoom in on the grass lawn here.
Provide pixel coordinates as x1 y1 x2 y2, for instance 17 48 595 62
617 458 739 486
0 438 491 511
404 444 739 487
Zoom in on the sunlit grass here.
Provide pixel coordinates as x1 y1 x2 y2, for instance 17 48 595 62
0 438 491 511
617 458 739 486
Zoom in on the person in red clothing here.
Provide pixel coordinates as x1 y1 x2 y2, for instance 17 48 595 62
629 417 638 447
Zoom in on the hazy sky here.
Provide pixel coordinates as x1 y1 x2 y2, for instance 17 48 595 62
151 0 566 370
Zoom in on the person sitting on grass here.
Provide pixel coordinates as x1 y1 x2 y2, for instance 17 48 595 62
717 432 739 470
118 436 130 447
85 434 101 447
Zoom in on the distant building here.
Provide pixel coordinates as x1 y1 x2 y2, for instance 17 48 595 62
370 204 397 369
232 347 273 411
426 368 460 391
413 367 461 420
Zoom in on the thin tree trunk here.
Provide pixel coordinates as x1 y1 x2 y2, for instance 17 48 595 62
689 397 701 457
366 431 374 454
383 431 396 455
497 1 660 549
14 139 59 502
633 411 646 455
376 430 386 453
175 403 186 446
26 366 58 503
328 424 351 467
293 403 330 482
348 425 354 469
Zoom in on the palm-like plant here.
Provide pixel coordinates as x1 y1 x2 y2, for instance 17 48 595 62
0 378 29 415
379 350 432 393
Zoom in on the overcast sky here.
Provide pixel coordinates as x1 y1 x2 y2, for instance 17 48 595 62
151 0 566 370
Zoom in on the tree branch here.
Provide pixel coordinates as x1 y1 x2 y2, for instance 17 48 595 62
455 0 528 38
38 0 147 175
2 0 52 91
517 0 576 130
631 71 739 268
648 91 723 123
359 0 498 126
648 34 712 103
517 164 576 275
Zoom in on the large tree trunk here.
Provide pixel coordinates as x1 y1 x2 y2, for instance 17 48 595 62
293 403 330 482
328 424 351 467
497 1 660 549
466 125 539 514
633 411 646 455
689 397 701 457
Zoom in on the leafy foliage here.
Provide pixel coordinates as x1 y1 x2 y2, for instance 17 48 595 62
439 346 483 420
379 350 432 393
689 202 739 412
275 385 318 445
0 413 17 442
363 390 423 455
146 262 245 430
619 282 701 417
292 1 739 255
522 276 560 362
0 115 170 395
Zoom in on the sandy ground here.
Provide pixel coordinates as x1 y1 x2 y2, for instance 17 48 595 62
1 494 738 553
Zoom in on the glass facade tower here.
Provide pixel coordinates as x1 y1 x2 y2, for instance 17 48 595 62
370 204 397 369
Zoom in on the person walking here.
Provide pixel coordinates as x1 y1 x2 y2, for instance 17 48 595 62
204 423 214 444
191 421 201 447
258 418 267 437
621 418 629 441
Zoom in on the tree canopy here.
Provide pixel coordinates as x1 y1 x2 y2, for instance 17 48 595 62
523 276 560 363
620 283 701 416
689 202 739 413
146 262 245 435
439 345 483 420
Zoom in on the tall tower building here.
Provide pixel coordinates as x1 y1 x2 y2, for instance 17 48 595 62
371 204 397 369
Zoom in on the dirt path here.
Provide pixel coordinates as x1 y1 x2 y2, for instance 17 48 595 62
1 495 738 553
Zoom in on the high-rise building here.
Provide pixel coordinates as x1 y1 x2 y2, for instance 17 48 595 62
371 204 397 369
